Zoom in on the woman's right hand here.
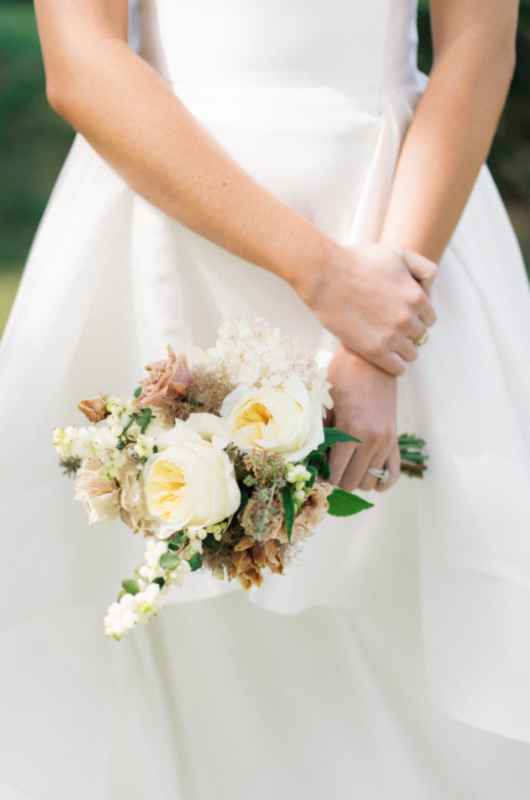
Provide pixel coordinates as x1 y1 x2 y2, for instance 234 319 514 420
294 241 437 376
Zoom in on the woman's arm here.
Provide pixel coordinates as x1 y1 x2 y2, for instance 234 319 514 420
33 0 437 377
381 0 518 261
330 0 519 491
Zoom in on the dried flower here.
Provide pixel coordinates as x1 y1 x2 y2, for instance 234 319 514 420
274 481 332 544
73 458 120 525
115 457 153 535
133 346 191 410
77 396 108 423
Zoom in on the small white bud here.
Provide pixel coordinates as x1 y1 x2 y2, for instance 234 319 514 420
78 426 93 446
120 594 138 612
52 427 64 445
71 440 85 458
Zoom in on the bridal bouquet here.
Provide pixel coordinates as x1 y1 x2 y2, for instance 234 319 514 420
54 318 426 640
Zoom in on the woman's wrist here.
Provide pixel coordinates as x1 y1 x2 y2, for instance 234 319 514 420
279 229 343 307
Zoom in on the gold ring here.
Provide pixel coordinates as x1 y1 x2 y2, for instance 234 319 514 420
414 329 428 347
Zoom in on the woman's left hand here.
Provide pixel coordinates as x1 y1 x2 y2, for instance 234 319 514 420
326 344 400 493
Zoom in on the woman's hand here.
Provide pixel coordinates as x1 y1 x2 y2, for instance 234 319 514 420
298 242 436 377
326 344 401 493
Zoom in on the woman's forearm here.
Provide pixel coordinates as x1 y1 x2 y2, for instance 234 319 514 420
38 17 335 292
381 2 518 263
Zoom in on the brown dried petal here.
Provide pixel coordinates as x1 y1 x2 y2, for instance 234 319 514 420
77 397 108 423
133 346 191 409
233 536 256 552
264 540 284 573
73 459 120 525
233 549 253 573
252 542 267 568
237 567 264 590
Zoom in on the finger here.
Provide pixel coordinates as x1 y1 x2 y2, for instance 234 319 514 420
328 441 358 487
418 301 436 328
404 315 429 342
339 441 378 492
358 451 388 492
374 444 401 493
394 335 420 364
364 349 407 377
398 246 437 291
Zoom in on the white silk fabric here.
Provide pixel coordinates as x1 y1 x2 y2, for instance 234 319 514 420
2 0 530 797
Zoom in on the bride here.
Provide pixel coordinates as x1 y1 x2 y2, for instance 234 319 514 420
1 0 530 798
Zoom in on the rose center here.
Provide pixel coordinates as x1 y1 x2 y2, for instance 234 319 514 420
149 460 187 521
235 402 273 439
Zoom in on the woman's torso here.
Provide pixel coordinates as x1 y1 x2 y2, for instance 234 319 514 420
130 0 420 93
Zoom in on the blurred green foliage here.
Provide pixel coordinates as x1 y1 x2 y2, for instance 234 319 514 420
0 0 529 336
0 2 74 272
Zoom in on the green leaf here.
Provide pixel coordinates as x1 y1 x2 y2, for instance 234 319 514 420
167 531 185 550
238 492 250 512
318 427 362 452
153 444 159 454
203 532 222 552
189 553 203 572
160 552 180 570
320 460 331 480
399 452 428 464
306 450 326 469
327 489 374 516
121 578 140 595
398 434 426 448
116 442 125 451
306 465 318 489
153 577 166 588
281 485 296 543
133 387 142 398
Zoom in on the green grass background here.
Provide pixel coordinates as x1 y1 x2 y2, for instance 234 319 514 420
1 0 529 337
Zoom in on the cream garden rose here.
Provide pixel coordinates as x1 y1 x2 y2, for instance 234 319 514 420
141 419 240 537
220 375 324 462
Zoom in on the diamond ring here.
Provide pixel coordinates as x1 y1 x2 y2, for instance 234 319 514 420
366 466 390 484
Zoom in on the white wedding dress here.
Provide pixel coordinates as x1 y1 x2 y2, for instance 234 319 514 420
2 0 530 797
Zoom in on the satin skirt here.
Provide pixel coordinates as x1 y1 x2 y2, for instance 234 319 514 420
2 79 530 798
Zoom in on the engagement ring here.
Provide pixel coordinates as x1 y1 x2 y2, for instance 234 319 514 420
366 466 390 484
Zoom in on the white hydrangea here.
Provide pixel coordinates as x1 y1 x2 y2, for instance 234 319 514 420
208 317 333 410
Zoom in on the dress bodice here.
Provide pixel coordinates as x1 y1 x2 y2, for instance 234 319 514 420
129 0 420 91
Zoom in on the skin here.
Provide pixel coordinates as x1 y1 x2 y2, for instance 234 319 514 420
34 0 436 379
33 0 518 493
328 0 519 492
